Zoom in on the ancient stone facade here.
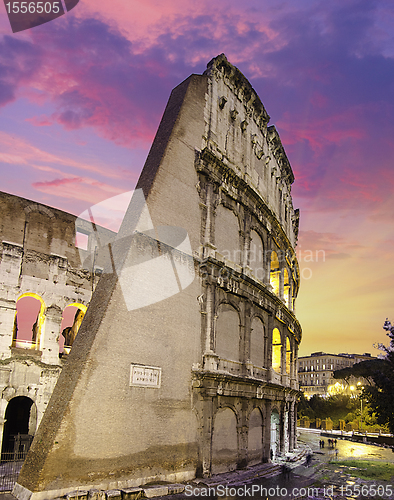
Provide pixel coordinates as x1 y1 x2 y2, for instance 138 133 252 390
15 54 302 500
0 191 112 454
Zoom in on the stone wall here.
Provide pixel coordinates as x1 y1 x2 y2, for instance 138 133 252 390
0 191 114 452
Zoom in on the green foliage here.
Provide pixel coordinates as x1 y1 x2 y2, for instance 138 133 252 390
297 394 359 422
332 318 394 434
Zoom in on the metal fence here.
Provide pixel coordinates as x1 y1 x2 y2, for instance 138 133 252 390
0 450 27 492
0 434 32 492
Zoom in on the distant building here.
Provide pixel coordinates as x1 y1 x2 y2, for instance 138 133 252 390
298 351 373 398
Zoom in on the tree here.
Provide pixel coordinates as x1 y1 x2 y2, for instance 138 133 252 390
333 319 394 433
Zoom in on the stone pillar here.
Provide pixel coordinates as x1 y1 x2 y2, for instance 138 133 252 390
279 267 284 300
244 301 253 375
200 398 214 477
266 313 274 370
289 401 295 452
237 401 248 468
41 305 62 365
203 281 218 370
263 401 272 462
0 300 16 359
264 244 272 287
294 402 298 449
279 403 286 454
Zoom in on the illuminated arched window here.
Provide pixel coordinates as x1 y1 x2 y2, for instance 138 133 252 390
13 294 45 349
59 303 87 354
270 251 280 295
286 337 291 375
272 328 282 373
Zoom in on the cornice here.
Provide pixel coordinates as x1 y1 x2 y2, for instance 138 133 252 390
204 54 270 130
267 125 295 185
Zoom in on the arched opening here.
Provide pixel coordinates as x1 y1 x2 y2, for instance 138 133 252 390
283 268 291 308
286 337 291 375
249 231 264 281
216 303 240 363
212 408 238 474
248 408 263 465
59 303 87 354
13 294 45 349
272 328 282 373
270 409 280 461
270 251 280 295
250 317 265 368
1 397 35 456
215 205 241 264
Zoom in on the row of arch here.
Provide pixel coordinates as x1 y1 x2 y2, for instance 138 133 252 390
214 204 298 311
211 406 287 473
12 293 86 354
215 302 295 377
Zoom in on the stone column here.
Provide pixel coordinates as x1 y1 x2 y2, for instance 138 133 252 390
279 267 284 300
266 313 274 371
41 305 62 365
237 401 248 468
264 244 272 287
263 400 272 462
203 281 218 371
244 301 253 376
279 403 286 454
200 397 214 477
0 300 16 359
289 401 295 452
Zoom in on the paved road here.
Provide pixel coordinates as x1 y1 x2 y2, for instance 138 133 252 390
298 429 394 463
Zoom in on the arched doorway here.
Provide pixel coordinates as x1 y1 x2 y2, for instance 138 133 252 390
2 397 35 456
248 408 263 465
212 408 238 474
270 409 280 461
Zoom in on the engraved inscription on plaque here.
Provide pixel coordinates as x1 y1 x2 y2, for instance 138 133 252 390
129 364 162 388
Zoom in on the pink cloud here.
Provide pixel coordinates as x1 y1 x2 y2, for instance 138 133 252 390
32 176 124 204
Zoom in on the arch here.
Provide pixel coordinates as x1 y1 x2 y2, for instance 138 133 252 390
249 230 264 281
272 328 282 373
270 251 280 295
212 407 238 474
270 409 280 461
215 204 241 264
1 396 35 456
215 303 240 362
250 317 265 368
248 408 263 465
286 337 291 375
13 294 45 349
59 303 87 354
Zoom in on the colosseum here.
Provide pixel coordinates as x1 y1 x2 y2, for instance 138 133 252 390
11 54 302 499
0 191 114 456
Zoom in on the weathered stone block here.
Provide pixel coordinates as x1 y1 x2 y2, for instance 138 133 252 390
120 487 142 500
142 486 169 498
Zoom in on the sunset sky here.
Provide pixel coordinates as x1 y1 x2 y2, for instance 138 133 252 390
1 0 393 356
